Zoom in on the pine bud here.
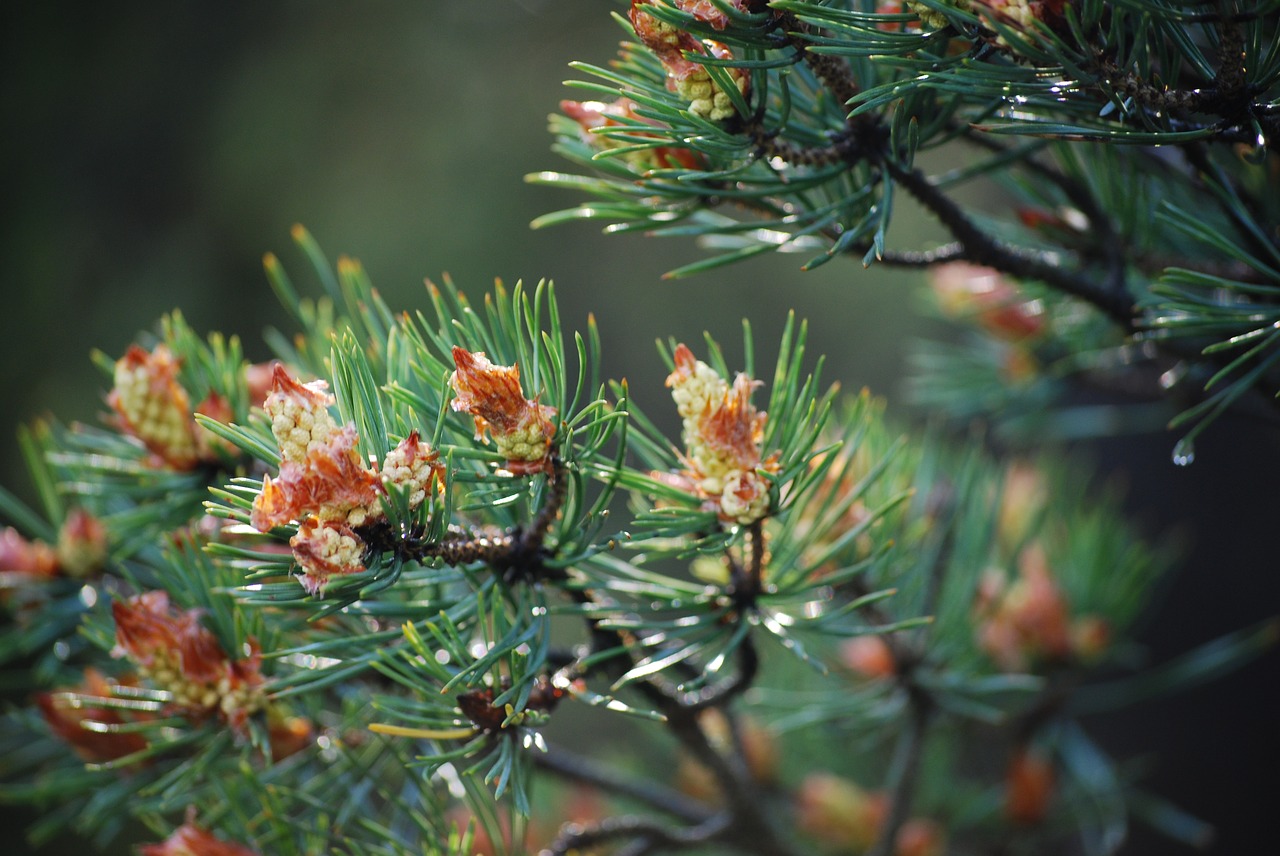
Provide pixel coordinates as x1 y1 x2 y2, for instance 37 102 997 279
974 542 1072 671
35 668 149 763
671 0 749 31
380 431 445 510
665 344 777 524
55 508 108 578
929 262 1045 342
629 1 749 121
290 518 366 595
795 772 887 851
995 460 1047 551
1005 747 1055 825
906 0 971 30
266 712 315 762
250 424 381 531
108 344 201 469
262 363 338 464
896 818 947 856
139 810 260 856
449 347 557 475
0 525 58 580
1070 614 1111 662
111 591 265 730
561 97 704 172
840 634 897 680
974 0 1068 45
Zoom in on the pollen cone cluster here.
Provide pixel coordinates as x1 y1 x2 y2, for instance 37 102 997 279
448 347 558 475
665 344 777 524
629 0 749 122
250 365 444 594
111 591 265 731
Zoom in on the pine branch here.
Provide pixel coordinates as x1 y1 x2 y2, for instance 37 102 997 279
886 161 1138 330
360 457 569 582
534 744 714 825
958 132 1128 290
663 707 798 856
545 813 733 855
866 485 953 856
866 685 933 856
559 530 788 854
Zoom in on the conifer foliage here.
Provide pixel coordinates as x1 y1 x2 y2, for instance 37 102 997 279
3 2 1278 855
536 0 1280 454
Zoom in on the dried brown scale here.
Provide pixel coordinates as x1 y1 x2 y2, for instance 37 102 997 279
457 687 505 733
728 45 1140 328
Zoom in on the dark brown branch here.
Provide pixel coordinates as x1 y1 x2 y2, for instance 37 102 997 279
866 486 954 856
957 130 1127 293
866 685 933 856
362 456 569 582
544 814 733 855
534 743 714 825
1097 58 1221 115
874 243 968 267
401 526 515 566
886 161 1138 330
663 708 799 856
560 583 788 854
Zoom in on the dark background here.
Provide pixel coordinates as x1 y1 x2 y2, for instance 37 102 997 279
1 2 1275 853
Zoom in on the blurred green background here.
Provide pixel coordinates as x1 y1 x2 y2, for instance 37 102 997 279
1 3 1275 854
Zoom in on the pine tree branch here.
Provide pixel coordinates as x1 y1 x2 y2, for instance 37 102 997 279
866 484 953 856
866 685 933 856
663 707 799 856
874 243 968 267
544 813 733 855
738 74 1142 326
534 743 714 825
957 132 1128 292
560 560 790 855
885 161 1138 330
364 457 569 582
